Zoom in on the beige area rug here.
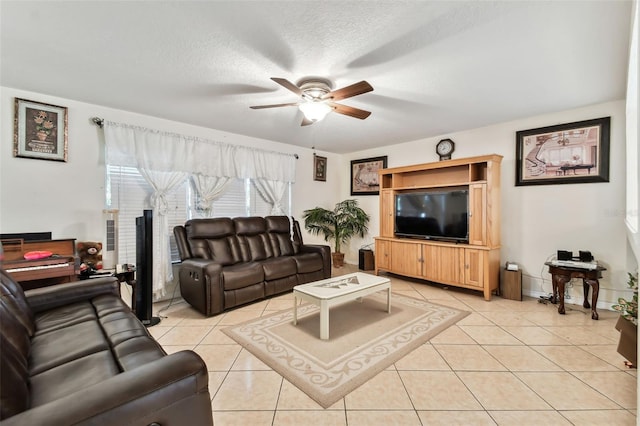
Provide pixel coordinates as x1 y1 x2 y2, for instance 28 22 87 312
223 292 469 408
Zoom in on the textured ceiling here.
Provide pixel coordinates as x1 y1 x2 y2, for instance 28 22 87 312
0 1 633 154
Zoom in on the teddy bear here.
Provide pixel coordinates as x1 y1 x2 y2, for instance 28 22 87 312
77 241 103 276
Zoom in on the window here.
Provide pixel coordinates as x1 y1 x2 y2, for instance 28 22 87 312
106 166 188 265
189 178 291 218
106 168 292 264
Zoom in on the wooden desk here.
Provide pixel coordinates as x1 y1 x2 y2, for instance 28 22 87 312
545 262 606 320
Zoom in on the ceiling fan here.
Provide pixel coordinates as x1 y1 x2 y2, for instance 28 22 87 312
250 77 373 126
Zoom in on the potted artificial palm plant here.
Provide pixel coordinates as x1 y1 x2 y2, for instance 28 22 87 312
612 272 638 368
303 199 370 268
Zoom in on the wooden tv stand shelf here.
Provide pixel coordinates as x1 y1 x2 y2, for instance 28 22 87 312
374 154 502 300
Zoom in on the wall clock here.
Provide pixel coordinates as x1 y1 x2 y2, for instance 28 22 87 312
436 138 455 161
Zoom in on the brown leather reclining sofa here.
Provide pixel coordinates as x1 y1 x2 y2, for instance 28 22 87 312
174 216 331 316
0 269 213 426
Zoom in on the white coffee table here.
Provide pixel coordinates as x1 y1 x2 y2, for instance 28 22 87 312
292 272 391 340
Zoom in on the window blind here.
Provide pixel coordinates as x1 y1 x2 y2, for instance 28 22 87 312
107 168 293 265
106 165 188 264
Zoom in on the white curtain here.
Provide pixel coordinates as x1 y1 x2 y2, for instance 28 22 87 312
103 120 297 297
104 122 193 298
139 169 189 298
105 121 297 182
234 145 297 183
191 174 232 217
253 179 287 215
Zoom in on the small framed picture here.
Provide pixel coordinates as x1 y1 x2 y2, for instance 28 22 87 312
14 98 68 162
516 117 610 186
314 155 327 181
350 156 387 195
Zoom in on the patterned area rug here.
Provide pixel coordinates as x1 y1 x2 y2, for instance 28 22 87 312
223 292 469 408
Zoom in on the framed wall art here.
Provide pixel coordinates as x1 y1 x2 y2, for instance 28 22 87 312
14 98 68 162
314 155 327 181
515 117 610 186
350 156 387 195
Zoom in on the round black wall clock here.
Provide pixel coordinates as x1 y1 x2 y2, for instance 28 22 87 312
436 138 455 161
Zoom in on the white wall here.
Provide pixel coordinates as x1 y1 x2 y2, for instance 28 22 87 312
0 86 341 245
341 100 632 309
1 86 632 309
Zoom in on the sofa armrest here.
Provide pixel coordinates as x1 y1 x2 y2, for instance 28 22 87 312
0 350 212 426
178 259 224 316
300 244 332 278
25 277 120 314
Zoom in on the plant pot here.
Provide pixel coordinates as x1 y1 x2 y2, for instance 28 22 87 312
615 316 637 366
332 252 345 268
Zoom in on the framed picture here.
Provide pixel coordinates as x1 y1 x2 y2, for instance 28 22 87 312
314 155 327 181
350 156 388 195
515 117 610 186
14 98 68 162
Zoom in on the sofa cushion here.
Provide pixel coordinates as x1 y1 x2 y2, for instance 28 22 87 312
29 350 119 408
33 301 95 335
93 294 132 317
266 216 295 257
207 238 238 265
100 312 154 347
233 216 266 236
111 337 166 371
222 262 265 291
234 217 273 261
0 298 30 365
261 257 297 281
29 319 108 375
0 302 32 419
244 234 271 261
0 328 29 420
186 218 240 265
292 253 324 274
1 270 35 336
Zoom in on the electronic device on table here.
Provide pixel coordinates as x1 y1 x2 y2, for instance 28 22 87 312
549 250 598 270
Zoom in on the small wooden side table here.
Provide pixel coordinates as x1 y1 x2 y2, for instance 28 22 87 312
544 262 606 320
502 269 522 301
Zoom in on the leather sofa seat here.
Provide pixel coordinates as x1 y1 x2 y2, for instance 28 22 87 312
221 262 265 291
261 257 297 280
293 252 325 274
0 269 213 426
174 215 331 316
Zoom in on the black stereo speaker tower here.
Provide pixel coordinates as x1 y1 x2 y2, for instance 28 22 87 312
135 210 160 327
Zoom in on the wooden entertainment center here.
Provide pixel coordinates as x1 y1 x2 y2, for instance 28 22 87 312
374 154 502 300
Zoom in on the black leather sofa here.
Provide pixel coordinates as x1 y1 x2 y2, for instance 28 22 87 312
0 269 213 426
174 216 331 316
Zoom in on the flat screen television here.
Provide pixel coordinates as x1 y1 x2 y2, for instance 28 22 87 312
395 187 469 243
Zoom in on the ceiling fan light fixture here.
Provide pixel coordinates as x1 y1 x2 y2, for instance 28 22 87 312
299 101 332 122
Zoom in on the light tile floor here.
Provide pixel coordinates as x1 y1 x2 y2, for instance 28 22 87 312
146 265 637 425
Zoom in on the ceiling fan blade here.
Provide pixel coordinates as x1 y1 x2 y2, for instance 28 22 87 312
271 77 303 96
323 81 373 101
249 102 299 109
301 117 314 126
328 102 372 120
